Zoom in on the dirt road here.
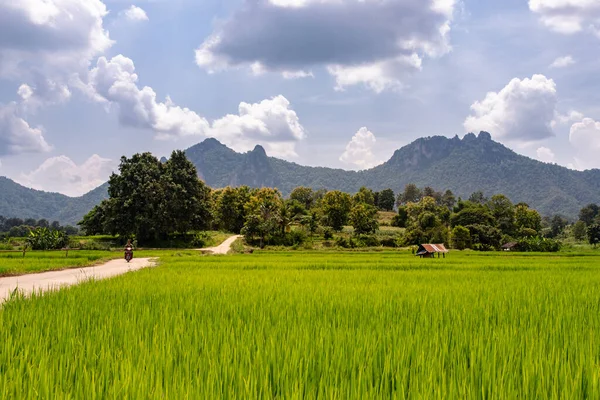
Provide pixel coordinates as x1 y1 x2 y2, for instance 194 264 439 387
0 257 155 303
198 235 242 254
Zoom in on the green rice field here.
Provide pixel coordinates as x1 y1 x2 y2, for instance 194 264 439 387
1 251 600 398
0 250 120 276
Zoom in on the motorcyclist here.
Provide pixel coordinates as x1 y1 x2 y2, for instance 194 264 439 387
124 240 134 262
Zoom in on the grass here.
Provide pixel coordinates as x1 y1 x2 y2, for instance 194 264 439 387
1 251 600 398
0 250 120 276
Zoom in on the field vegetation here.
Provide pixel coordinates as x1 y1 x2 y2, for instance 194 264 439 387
1 251 600 397
0 251 120 276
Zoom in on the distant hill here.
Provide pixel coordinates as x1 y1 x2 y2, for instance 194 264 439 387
1 132 599 223
185 133 600 218
0 178 108 226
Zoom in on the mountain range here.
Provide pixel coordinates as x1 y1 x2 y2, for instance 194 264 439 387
1 131 599 224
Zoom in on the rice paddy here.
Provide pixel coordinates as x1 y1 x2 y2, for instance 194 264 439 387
1 250 600 398
0 250 120 276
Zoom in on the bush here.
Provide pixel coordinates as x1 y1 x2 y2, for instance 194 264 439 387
380 237 399 248
322 227 334 240
284 230 307 246
355 235 381 247
472 243 495 252
191 232 211 248
516 237 561 252
335 237 356 249
27 228 69 250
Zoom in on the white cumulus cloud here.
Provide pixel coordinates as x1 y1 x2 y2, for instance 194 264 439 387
122 5 149 21
550 55 575 68
84 55 307 157
17 154 115 197
196 0 457 92
569 117 600 169
0 0 112 81
211 95 307 157
464 74 558 143
529 0 600 36
339 127 380 169
85 55 211 139
0 103 52 156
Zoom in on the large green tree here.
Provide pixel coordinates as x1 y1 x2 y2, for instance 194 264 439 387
488 194 515 235
80 151 211 243
588 224 600 247
214 186 252 233
515 203 542 236
289 186 315 210
353 187 375 206
322 190 352 231
241 188 283 247
579 204 599 226
350 203 379 235
161 150 212 234
397 183 422 206
377 188 395 211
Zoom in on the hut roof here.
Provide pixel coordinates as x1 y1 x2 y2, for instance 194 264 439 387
502 242 518 249
417 244 448 255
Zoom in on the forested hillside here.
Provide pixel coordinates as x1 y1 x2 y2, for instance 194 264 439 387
0 178 108 226
2 131 599 223
185 132 600 218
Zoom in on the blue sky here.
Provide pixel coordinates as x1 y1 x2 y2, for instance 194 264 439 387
1 0 599 196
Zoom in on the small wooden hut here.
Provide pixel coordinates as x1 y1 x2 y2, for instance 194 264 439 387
501 242 518 251
416 244 448 258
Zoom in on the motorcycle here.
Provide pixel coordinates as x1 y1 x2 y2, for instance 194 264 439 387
124 245 133 263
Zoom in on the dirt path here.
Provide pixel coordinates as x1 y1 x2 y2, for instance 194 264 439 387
0 257 155 304
197 235 242 255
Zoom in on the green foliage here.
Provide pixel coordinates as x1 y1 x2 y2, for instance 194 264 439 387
241 188 284 247
321 191 352 232
588 224 600 247
4 251 600 397
322 227 334 240
376 188 395 211
213 186 251 233
441 190 456 209
548 215 569 238
488 194 515 235
391 206 408 228
451 225 471 250
451 202 494 227
289 186 315 210
349 203 379 235
572 221 587 241
579 204 599 226
515 237 562 252
466 224 502 250
79 151 212 244
397 183 422 206
0 250 118 275
26 228 69 250
191 232 211 248
353 187 375 206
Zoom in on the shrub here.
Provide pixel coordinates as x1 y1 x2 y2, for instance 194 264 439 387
192 232 211 248
322 227 334 240
27 228 69 250
284 230 307 246
379 237 399 248
355 235 380 247
451 226 470 250
516 237 561 252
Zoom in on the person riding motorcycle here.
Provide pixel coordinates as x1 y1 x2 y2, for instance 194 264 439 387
124 240 134 262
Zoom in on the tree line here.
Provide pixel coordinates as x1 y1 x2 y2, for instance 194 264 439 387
75 151 589 252
0 216 79 238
